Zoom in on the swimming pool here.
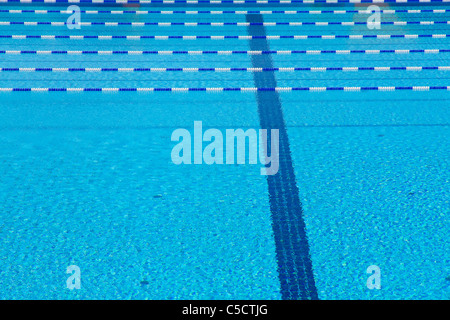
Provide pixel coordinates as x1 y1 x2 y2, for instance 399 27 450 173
0 0 448 300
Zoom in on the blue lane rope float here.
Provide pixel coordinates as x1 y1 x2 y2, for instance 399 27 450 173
0 0 449 4
2 9 449 15
1 49 449 55
1 86 449 92
3 21 449 27
1 66 449 72
2 34 450 40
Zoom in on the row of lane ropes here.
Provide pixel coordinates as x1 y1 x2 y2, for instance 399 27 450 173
1 0 450 91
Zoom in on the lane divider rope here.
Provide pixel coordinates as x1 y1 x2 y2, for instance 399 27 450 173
2 21 449 27
1 86 449 92
2 66 449 72
2 49 449 55
2 34 450 40
1 9 449 15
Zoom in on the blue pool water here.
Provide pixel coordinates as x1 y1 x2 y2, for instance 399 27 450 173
0 1 449 300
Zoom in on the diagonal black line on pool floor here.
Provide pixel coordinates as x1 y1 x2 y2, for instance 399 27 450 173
246 13 318 300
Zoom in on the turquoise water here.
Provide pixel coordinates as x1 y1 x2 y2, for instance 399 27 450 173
0 2 449 300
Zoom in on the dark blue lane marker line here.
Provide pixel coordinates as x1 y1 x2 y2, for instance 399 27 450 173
246 14 318 300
